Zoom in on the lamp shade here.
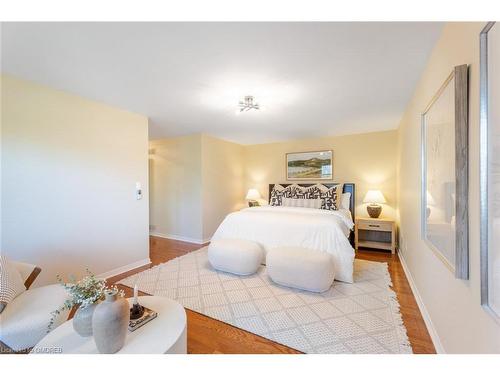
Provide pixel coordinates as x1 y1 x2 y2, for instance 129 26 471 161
363 190 386 204
426 190 436 205
245 188 261 200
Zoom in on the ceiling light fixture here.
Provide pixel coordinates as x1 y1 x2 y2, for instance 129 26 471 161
238 95 260 113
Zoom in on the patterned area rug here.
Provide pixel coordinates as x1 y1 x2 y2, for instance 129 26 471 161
118 247 412 354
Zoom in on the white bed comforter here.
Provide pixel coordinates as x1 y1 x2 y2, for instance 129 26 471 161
211 206 355 283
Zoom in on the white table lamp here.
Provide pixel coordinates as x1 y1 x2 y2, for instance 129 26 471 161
246 188 261 207
363 190 386 218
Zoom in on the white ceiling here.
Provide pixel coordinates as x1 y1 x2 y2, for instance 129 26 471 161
1 22 443 144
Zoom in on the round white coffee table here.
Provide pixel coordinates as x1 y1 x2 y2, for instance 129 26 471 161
31 296 186 354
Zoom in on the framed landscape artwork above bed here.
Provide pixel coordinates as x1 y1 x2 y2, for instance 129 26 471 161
286 150 333 180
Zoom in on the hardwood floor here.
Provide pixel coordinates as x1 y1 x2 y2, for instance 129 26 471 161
107 236 436 354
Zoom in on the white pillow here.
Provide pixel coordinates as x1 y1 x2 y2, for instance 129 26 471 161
0 256 26 313
282 197 322 209
341 192 351 210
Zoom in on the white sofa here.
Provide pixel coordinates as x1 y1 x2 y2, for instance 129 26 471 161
0 262 69 352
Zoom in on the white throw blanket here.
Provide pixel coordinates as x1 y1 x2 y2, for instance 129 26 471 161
211 206 355 283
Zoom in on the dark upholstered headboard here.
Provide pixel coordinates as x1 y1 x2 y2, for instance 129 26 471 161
268 183 356 244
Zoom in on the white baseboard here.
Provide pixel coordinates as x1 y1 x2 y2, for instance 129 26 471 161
98 258 151 280
150 231 211 245
398 251 445 353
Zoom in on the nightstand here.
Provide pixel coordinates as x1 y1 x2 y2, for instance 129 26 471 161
355 217 396 254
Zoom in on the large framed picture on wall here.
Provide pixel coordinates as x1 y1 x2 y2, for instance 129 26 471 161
286 150 333 180
421 64 469 280
480 22 500 321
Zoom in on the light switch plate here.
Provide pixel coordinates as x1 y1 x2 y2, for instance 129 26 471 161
136 182 142 200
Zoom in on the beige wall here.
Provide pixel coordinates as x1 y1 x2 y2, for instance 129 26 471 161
149 134 244 242
244 130 398 219
1 75 150 286
397 22 500 353
201 134 245 240
149 135 203 242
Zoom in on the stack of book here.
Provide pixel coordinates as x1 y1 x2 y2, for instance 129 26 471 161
128 306 157 332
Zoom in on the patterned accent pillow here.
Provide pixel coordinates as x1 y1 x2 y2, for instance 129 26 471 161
289 184 308 199
279 184 302 200
270 184 286 206
0 256 26 313
303 184 342 210
282 185 294 198
270 184 343 209
321 187 339 210
270 184 307 205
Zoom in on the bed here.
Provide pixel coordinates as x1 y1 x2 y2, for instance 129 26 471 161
211 183 356 283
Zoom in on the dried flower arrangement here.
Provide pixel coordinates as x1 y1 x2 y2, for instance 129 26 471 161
48 269 124 331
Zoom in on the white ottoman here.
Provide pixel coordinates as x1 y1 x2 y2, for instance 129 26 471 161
208 239 264 276
267 247 335 292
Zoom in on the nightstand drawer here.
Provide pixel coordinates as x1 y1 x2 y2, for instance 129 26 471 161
357 220 392 232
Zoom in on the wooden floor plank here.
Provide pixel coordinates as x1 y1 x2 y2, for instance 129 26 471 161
107 236 436 354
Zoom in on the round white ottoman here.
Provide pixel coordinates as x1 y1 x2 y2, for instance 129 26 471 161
208 239 264 275
267 247 335 292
